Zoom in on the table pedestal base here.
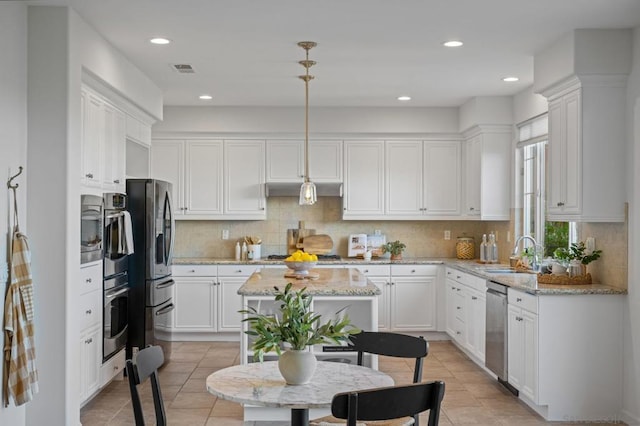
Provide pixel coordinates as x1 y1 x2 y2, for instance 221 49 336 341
292 408 309 426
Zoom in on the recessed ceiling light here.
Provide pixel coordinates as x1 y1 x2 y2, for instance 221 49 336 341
443 40 463 47
150 37 171 45
502 76 519 82
199 95 213 100
397 96 411 101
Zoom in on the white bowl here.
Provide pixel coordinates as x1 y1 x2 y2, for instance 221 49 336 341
284 261 317 275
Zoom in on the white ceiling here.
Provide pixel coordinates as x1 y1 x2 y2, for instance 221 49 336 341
34 0 640 107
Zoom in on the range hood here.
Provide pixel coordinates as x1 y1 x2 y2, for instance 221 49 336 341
265 182 343 197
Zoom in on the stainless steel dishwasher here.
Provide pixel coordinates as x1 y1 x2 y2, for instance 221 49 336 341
485 280 517 394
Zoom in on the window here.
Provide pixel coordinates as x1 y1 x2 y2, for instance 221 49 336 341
517 115 572 257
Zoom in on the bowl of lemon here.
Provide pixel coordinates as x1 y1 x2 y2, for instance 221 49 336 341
284 250 318 276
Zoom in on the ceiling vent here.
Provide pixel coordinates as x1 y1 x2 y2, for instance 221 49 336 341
172 64 195 74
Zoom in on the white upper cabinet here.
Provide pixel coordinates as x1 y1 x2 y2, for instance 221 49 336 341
224 140 266 218
266 140 304 182
266 140 343 183
151 139 265 220
81 89 104 188
544 78 626 222
345 140 461 220
463 127 511 220
343 141 385 218
151 139 185 215
102 102 126 191
80 86 126 192
385 141 423 217
186 140 224 216
309 140 343 182
423 141 461 216
125 114 151 146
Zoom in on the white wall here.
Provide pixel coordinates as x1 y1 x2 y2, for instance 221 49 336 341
20 6 163 426
623 26 640 426
458 96 513 132
0 3 27 424
513 86 548 125
154 106 459 136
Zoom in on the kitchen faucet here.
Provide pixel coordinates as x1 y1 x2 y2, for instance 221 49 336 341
512 235 540 271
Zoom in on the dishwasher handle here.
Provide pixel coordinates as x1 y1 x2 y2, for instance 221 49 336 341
486 280 508 294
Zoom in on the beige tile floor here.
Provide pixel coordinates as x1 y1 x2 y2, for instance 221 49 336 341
80 341 625 425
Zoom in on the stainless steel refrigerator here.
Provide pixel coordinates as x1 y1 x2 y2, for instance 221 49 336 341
126 179 175 363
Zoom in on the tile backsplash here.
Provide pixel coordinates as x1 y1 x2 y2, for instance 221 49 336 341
174 197 511 261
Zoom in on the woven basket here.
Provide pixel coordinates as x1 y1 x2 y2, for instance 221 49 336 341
537 273 592 285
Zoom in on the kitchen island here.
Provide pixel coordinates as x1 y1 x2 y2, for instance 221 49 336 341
238 267 380 365
238 267 381 423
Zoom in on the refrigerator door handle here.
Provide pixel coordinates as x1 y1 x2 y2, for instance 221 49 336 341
156 279 175 290
156 303 175 316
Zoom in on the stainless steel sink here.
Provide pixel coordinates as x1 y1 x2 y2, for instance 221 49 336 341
484 268 518 274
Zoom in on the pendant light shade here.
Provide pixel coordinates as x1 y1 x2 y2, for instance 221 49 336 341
299 181 317 205
298 41 317 206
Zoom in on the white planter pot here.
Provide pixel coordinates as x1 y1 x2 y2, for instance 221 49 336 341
278 350 317 385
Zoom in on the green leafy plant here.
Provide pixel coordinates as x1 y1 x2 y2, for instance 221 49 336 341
239 283 360 362
553 242 602 266
569 241 602 265
382 240 406 256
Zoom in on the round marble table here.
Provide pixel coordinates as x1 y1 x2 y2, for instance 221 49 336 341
206 361 394 426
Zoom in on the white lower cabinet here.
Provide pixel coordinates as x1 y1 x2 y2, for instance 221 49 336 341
357 265 391 330
171 264 259 337
79 323 101 403
445 268 486 362
389 265 437 331
507 289 538 403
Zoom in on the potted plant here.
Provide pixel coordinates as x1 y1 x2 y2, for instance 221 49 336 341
382 240 406 260
240 283 360 385
553 242 602 275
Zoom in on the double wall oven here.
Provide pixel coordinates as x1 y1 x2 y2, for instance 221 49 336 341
103 193 131 361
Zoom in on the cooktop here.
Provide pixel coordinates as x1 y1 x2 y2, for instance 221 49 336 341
267 254 342 261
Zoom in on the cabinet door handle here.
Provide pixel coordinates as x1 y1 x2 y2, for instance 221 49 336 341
86 278 92 283
469 207 475 211
456 275 461 279
364 269 369 273
471 296 477 300
236 269 243 273
447 271 451 275
113 179 120 184
557 202 565 207
85 309 92 315
411 269 416 273
85 173 94 179
456 288 461 292
260 207 265 210
456 306 461 310
517 297 522 302
85 338 93 344
456 331 461 335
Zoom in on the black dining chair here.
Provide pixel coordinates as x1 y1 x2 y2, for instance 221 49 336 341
126 345 167 426
349 331 429 384
331 381 446 426
312 332 429 426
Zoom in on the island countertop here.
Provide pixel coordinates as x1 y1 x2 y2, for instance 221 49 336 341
237 268 381 296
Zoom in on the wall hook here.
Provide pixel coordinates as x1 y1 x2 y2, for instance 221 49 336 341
7 166 23 189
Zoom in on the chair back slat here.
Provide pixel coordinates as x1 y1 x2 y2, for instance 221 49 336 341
350 332 428 359
332 381 445 426
126 346 167 426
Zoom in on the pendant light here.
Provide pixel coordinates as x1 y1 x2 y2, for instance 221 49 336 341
298 41 317 205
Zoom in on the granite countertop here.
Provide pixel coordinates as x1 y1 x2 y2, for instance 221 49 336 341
237 268 381 296
446 260 627 296
173 257 627 296
173 257 446 266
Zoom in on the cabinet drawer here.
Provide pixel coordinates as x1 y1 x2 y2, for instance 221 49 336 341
218 264 260 276
79 289 102 330
446 268 486 293
508 289 537 314
173 265 218 276
356 265 390 276
100 348 125 387
80 263 102 295
391 265 439 276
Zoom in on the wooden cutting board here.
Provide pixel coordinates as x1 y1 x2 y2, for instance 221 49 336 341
297 234 333 254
